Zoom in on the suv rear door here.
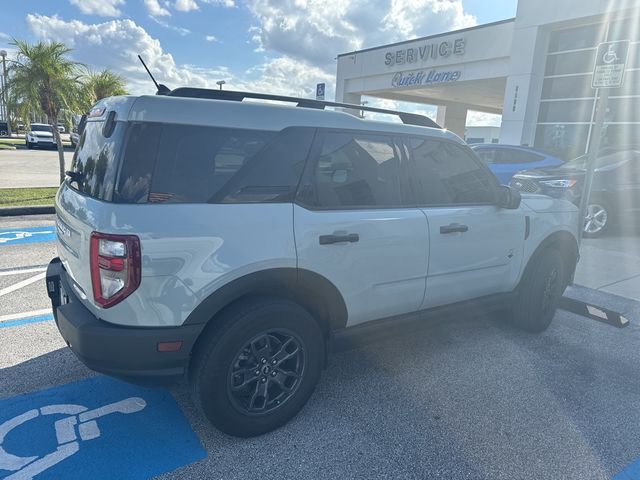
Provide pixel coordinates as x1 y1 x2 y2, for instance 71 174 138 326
405 137 525 308
294 130 429 327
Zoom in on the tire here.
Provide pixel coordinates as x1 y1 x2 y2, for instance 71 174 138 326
190 297 324 437
26 142 32 150
583 198 611 238
510 248 566 333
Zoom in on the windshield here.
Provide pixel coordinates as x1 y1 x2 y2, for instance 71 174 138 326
30 124 53 133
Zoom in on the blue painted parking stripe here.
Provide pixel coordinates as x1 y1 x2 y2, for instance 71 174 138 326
0 226 56 247
614 459 640 479
0 376 206 479
0 313 54 329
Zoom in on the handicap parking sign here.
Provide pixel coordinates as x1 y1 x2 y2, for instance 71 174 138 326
0 376 205 479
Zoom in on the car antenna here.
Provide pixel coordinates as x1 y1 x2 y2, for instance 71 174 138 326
137 55 171 95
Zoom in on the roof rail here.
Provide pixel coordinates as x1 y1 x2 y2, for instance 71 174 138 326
166 87 441 129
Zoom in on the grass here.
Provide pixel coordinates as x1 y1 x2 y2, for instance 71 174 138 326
0 144 16 150
0 137 72 148
0 138 25 146
0 187 58 207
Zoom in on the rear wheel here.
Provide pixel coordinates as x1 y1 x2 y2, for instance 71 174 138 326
190 297 324 437
509 248 566 333
583 198 611 237
26 141 32 149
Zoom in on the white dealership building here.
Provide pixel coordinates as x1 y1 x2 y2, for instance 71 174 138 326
335 0 640 159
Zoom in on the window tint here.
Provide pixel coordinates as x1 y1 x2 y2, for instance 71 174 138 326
151 126 274 203
69 120 125 200
494 149 544 165
409 138 498 205
115 123 297 204
309 132 408 208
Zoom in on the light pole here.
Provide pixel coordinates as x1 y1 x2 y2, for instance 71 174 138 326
216 80 226 91
0 50 10 136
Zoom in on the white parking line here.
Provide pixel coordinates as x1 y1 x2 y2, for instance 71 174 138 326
0 309 52 323
0 267 47 277
0 272 46 297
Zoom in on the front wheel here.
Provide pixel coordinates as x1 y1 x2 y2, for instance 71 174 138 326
190 298 324 437
583 199 611 237
509 248 566 333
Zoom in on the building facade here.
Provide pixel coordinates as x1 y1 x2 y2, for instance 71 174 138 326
335 0 640 159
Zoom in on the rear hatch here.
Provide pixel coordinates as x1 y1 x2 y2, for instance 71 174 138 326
55 96 135 311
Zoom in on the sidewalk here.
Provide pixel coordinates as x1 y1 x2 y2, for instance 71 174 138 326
574 223 640 302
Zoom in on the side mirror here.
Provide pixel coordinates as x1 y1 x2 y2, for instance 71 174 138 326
498 185 521 209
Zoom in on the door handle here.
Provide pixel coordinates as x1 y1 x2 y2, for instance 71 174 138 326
440 223 469 234
319 233 360 245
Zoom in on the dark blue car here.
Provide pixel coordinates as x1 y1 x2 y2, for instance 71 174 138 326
470 144 564 185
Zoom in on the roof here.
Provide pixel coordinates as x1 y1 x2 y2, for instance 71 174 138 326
98 94 462 143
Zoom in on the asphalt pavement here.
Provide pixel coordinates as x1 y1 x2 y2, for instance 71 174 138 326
1 214 640 480
0 148 75 188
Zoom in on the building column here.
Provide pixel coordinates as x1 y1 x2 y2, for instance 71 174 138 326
436 104 468 138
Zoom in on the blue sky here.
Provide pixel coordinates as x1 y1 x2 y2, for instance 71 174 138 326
0 0 517 124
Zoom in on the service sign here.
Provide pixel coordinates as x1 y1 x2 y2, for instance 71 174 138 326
592 40 630 88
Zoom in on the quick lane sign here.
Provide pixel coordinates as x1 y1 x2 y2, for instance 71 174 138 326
592 40 630 88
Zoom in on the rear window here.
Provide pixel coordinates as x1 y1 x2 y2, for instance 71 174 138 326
68 120 125 200
115 123 313 204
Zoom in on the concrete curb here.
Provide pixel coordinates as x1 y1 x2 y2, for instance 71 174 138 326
0 205 55 217
564 283 640 323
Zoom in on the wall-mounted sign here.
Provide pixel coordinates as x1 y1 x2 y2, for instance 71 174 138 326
385 38 465 67
391 69 461 88
592 40 629 88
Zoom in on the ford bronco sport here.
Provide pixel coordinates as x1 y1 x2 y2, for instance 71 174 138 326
46 89 580 437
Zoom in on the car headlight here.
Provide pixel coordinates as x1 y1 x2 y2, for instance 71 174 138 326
539 179 577 188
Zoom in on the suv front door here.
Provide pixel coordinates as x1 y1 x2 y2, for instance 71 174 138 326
294 130 429 327
406 137 526 308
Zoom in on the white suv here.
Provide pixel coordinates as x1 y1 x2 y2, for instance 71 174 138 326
46 89 580 437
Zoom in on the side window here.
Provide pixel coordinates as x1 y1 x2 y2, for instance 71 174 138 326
151 126 274 203
474 149 497 165
115 123 277 203
409 138 498 205
309 132 408 208
505 150 544 164
212 127 314 203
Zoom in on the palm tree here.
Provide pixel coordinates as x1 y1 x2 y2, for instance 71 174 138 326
7 40 83 184
81 70 128 111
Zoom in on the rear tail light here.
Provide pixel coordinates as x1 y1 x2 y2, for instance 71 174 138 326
90 232 141 308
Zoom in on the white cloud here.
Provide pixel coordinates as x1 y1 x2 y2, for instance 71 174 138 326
202 0 235 6
467 110 502 127
144 0 171 17
24 14 326 101
205 35 219 42
68 0 125 17
174 0 199 11
246 0 476 66
149 16 191 35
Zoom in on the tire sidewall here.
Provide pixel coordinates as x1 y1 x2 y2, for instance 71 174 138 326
514 249 565 333
193 300 324 437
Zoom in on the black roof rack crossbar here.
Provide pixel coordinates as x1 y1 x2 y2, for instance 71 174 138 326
166 87 441 129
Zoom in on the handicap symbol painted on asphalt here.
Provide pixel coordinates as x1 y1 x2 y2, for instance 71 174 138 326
0 376 206 480
0 398 146 479
0 227 56 247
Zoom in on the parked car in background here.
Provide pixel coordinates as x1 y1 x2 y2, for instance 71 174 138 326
471 144 564 185
57 124 66 133
25 123 57 150
510 148 640 237
0 122 8 136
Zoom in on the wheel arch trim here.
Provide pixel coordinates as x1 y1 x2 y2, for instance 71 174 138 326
183 268 348 332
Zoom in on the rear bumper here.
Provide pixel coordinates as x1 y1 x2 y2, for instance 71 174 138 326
46 258 204 384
